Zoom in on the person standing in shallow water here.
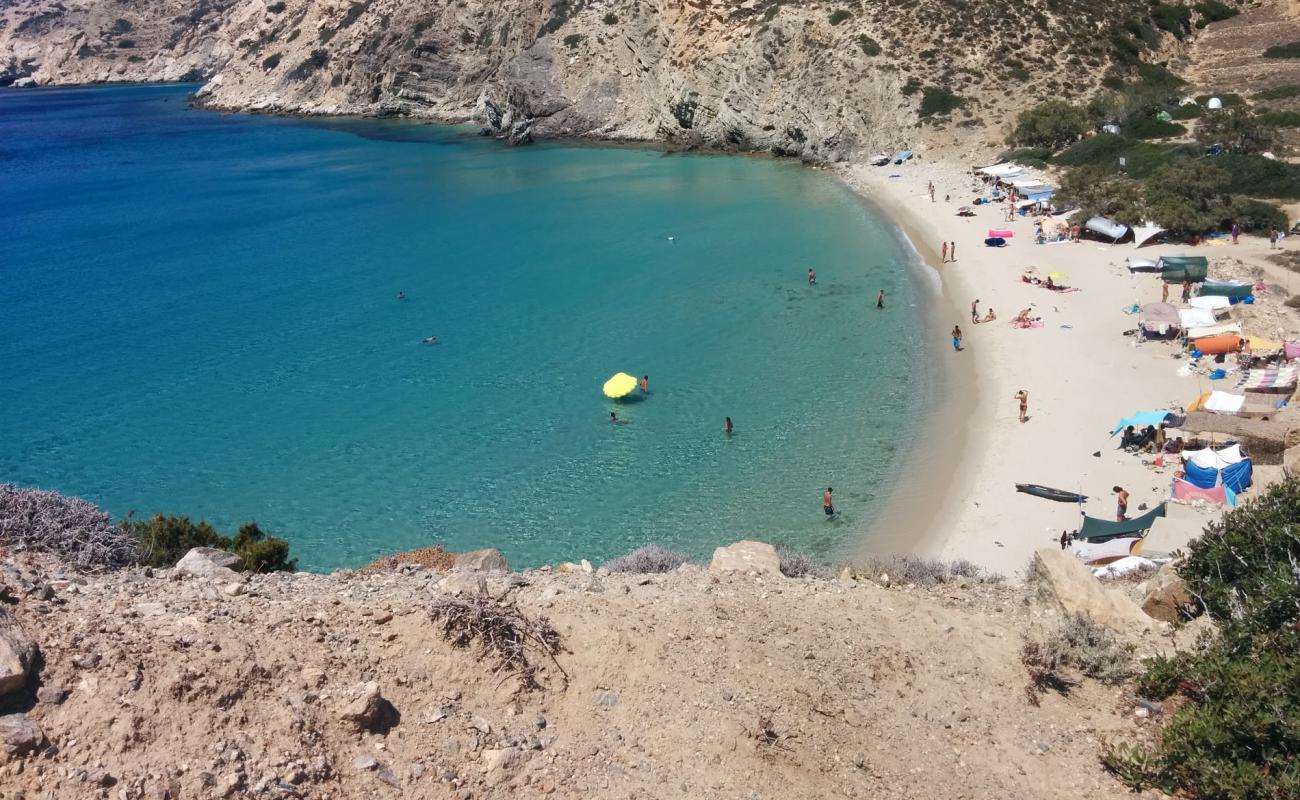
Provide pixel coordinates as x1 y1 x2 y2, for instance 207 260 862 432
807 268 816 285
639 375 649 394
724 417 733 435
876 289 884 309
823 487 835 516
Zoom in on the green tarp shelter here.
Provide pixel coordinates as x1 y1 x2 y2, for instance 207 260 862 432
1198 279 1253 299
1077 503 1167 542
1158 256 1208 284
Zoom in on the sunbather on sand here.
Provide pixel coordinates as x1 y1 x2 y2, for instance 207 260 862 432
981 308 997 323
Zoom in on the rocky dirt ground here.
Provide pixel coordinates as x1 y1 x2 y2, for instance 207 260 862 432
0 542 1185 800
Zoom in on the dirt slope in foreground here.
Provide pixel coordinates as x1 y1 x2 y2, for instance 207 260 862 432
0 553 1171 800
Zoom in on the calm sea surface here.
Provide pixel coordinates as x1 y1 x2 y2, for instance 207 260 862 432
0 84 929 571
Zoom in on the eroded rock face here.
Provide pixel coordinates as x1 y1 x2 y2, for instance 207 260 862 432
1030 548 1159 633
709 540 781 576
0 608 37 697
1141 563 1196 623
453 549 508 573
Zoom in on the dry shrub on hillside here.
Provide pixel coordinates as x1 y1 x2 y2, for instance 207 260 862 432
603 544 692 573
1021 612 1136 703
430 593 565 693
0 484 137 570
358 545 455 574
775 545 825 578
856 555 1004 586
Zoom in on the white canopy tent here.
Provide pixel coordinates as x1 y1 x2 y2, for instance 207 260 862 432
1086 216 1129 241
1133 223 1166 248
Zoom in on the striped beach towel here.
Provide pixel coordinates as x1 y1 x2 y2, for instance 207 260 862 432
1238 366 1300 391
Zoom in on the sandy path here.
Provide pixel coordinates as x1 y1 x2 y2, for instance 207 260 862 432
838 159 1293 576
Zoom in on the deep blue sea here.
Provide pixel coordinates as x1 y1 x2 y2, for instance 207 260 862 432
0 84 929 571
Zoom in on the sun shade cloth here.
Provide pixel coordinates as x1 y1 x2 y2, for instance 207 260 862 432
1178 308 1216 329
1185 443 1245 469
1157 255 1208 282
1133 224 1166 248
1172 478 1236 506
1203 391 1246 414
978 163 1024 177
1246 336 1283 352
1111 411 1172 435
1187 322 1242 340
1140 303 1180 334
602 372 638 398
1199 280 1253 298
1085 216 1128 240
1071 537 1142 564
1078 504 1167 541
1188 295 1231 311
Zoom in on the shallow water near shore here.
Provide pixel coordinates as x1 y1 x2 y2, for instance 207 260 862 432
1 84 929 571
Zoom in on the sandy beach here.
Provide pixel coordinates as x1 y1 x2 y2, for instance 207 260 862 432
841 158 1300 576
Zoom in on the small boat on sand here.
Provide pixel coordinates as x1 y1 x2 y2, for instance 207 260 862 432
1016 483 1087 503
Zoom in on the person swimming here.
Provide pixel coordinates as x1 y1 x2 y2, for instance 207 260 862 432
421 335 438 344
610 411 631 425
724 416 733 435
397 291 406 301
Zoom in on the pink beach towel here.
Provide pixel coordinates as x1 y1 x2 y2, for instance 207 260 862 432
988 229 1014 238
1172 478 1230 506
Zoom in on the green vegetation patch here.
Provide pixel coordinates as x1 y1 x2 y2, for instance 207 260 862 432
1256 110 1300 127
602 12 618 24
828 9 852 25
1255 84 1300 101
1194 0 1238 24
1264 40 1300 58
1126 117 1187 139
1150 2 1192 37
918 86 961 117
562 33 584 49
126 514 297 572
856 34 881 56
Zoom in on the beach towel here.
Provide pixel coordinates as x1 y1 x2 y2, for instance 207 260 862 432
1202 390 1245 414
1094 556 1159 578
1072 537 1142 565
1239 366 1299 391
1286 341 1300 361
1178 308 1217 330
984 237 1007 247
1188 295 1231 312
1186 322 1242 340
1012 319 1044 329
987 229 1014 238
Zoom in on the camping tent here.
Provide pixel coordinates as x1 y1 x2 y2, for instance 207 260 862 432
1182 444 1253 493
1085 216 1129 241
978 163 1025 178
1133 224 1166 248
1157 255 1209 283
1078 504 1168 542
1140 303 1181 336
1198 280 1253 298
1172 478 1236 507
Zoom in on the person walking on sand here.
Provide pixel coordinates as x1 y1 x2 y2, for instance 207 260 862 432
808 268 816 285
1232 222 1241 244
1270 227 1280 249
1015 389 1029 423
971 299 980 323
724 417 733 435
639 375 649 394
876 289 885 309
941 241 949 263
1161 282 1169 303
1113 486 1129 521
823 487 835 516
951 325 963 351
1182 279 1192 304
949 241 956 262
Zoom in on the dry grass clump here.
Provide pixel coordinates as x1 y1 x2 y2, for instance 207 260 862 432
0 484 137 570
1021 612 1136 703
429 593 565 693
358 545 455 574
603 544 692 574
856 554 1004 586
776 545 825 578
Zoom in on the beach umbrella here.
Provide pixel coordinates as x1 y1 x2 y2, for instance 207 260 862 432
602 372 638 399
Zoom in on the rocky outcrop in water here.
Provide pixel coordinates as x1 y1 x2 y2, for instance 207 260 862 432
0 0 1193 161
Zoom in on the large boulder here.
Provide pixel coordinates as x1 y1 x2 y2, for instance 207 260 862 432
1030 548 1158 632
453 549 508 573
0 608 37 697
1141 563 1196 622
709 541 782 576
0 714 46 760
174 547 242 578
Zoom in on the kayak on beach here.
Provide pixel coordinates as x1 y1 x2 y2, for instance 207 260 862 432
1015 483 1087 503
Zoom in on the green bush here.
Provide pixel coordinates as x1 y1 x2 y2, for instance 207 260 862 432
1103 478 1300 799
901 78 922 97
1054 133 1185 179
1193 0 1238 23
261 52 281 70
856 34 881 56
1229 197 1289 233
1256 110 1300 127
1197 105 1276 154
918 86 961 117
1217 154 1300 199
1254 84 1300 101
125 514 296 572
562 33 584 49
1009 100 1089 149
1145 159 1232 233
1264 40 1300 58
1056 165 1146 223
828 9 851 25
1151 2 1192 37
1127 117 1187 139
1169 103 1202 120
602 12 617 24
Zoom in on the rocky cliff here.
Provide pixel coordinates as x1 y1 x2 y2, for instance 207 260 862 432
1 0 1197 160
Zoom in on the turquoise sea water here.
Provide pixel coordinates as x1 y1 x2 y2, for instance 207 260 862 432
0 84 928 571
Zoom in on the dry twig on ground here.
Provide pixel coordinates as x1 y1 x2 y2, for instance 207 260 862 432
0 484 137 570
429 592 565 693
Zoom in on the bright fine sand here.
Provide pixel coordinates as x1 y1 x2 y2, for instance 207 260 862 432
841 159 1300 577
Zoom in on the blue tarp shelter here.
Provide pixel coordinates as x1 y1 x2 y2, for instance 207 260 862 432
1185 459 1253 493
1111 411 1172 436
